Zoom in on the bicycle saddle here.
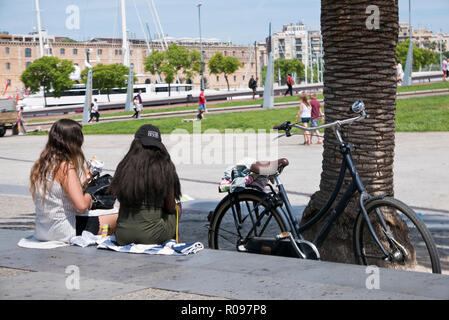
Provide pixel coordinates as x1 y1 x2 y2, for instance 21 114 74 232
250 158 289 175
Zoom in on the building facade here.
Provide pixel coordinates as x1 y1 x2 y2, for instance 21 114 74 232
0 33 257 96
399 23 449 51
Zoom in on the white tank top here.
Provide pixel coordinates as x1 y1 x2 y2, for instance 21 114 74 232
300 103 312 118
33 180 84 242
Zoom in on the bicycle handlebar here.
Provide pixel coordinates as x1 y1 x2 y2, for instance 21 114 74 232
273 101 368 134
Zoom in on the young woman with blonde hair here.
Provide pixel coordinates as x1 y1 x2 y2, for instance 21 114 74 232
296 93 312 145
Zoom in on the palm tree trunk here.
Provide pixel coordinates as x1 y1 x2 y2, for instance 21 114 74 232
300 0 402 264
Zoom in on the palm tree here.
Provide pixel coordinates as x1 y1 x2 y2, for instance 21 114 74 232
300 0 404 265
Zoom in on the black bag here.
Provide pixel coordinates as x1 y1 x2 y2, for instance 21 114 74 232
85 174 116 210
248 78 255 89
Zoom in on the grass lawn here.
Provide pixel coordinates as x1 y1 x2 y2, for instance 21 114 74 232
78 94 449 135
27 82 448 124
396 94 449 131
397 81 449 93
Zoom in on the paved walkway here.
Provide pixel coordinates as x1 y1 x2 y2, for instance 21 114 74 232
1 229 449 300
0 132 448 299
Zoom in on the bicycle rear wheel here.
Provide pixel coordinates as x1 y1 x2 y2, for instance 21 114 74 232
209 190 287 252
354 197 441 274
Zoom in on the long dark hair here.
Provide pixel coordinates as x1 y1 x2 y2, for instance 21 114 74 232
30 119 86 198
109 139 181 209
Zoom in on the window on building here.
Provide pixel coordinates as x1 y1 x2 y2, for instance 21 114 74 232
26 62 32 68
7 79 11 86
233 75 236 81
216 76 219 82
6 62 10 70
5 47 9 54
60 48 65 55
73 48 78 55
25 48 32 57
242 75 245 81
130 50 133 56
98 49 102 55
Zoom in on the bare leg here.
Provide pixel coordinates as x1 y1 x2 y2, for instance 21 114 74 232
97 214 118 235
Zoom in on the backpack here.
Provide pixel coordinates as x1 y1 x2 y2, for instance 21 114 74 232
248 78 255 89
85 174 116 210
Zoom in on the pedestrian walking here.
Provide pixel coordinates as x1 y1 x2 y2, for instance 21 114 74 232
443 58 448 82
296 93 312 145
197 90 207 120
17 106 27 135
132 90 143 119
396 61 404 86
248 75 258 99
88 99 100 123
284 73 294 96
309 93 325 144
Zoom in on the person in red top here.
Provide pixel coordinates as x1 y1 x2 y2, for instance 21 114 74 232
197 90 207 120
284 74 294 96
309 93 325 144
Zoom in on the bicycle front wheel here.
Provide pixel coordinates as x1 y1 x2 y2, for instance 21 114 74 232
209 190 287 252
354 197 441 274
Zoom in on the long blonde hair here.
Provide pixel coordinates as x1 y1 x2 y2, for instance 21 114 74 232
30 119 86 198
300 93 310 106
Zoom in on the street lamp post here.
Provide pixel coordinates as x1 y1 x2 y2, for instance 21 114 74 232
403 0 413 86
197 3 205 91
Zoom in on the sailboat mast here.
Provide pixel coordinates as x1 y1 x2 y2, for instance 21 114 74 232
121 0 130 66
35 0 44 57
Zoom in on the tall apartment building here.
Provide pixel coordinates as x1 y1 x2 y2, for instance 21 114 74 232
255 23 322 83
399 23 449 51
0 33 256 96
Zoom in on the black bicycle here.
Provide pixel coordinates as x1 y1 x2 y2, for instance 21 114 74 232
208 101 441 274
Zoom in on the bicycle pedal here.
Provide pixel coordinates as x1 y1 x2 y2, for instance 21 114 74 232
276 232 292 240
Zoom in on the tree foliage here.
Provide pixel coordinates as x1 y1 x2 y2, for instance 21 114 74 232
396 40 440 70
144 44 201 85
80 64 134 101
261 58 306 85
20 56 75 105
208 52 242 90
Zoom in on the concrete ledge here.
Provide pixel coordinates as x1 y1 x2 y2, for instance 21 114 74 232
0 229 448 300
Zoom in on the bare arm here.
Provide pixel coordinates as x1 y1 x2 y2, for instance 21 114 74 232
58 163 92 213
296 104 303 123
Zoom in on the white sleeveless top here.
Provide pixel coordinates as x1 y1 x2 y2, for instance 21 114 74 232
33 180 84 242
300 103 312 118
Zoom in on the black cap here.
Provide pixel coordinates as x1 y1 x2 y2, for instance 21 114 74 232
135 124 165 150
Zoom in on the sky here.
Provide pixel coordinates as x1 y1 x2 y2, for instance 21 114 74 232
0 0 448 46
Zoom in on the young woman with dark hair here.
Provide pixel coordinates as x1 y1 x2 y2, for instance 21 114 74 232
109 124 182 246
30 119 117 242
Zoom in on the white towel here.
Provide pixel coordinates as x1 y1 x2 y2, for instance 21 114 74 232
17 235 69 249
70 231 204 255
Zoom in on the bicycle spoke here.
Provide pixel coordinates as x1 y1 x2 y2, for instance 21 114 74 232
211 193 286 251
356 198 440 273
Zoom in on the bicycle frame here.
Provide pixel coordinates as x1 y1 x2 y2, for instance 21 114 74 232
273 126 391 257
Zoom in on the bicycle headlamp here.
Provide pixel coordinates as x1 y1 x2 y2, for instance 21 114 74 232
351 101 365 114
